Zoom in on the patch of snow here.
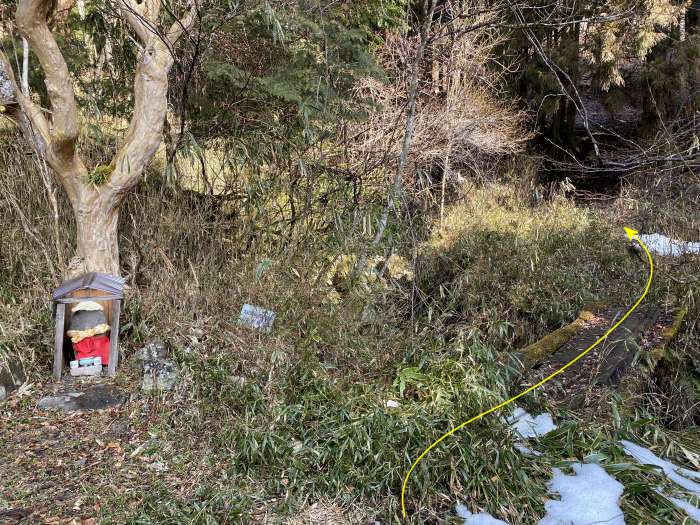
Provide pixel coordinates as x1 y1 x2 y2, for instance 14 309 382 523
455 504 509 525
514 443 542 456
654 489 700 522
665 495 700 522
539 463 625 525
637 233 700 257
507 407 557 438
620 440 700 495
621 440 700 521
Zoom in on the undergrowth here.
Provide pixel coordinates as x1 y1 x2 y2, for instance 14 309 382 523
1 149 699 523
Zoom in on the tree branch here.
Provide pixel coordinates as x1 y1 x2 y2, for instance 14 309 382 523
118 0 161 45
107 1 197 199
16 0 80 162
166 1 196 46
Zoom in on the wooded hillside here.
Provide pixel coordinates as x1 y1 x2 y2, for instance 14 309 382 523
0 1 698 523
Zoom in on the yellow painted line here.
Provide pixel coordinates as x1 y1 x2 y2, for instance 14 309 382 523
401 227 653 518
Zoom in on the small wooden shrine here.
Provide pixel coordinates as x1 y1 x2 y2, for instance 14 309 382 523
51 273 125 379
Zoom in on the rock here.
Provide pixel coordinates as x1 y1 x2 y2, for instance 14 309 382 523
0 358 26 400
106 419 131 438
135 340 169 361
142 359 178 391
77 384 125 410
37 384 125 411
38 392 82 410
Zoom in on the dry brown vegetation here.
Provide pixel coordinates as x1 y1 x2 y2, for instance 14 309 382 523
350 23 529 187
1 1 699 523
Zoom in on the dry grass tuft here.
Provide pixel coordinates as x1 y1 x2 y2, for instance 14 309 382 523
284 500 350 525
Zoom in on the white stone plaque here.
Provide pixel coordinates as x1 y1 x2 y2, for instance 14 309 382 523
239 304 276 332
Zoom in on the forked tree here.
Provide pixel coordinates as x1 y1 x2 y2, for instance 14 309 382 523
0 0 195 276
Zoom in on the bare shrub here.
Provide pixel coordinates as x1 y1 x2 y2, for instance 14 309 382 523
348 12 530 193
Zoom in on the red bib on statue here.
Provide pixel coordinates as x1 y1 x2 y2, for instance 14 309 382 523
73 335 110 365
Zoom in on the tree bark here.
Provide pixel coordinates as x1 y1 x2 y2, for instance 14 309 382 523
74 197 120 276
21 38 29 95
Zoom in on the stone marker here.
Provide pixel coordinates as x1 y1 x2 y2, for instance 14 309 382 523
0 358 26 401
239 304 276 332
134 340 169 362
142 359 178 391
135 340 178 392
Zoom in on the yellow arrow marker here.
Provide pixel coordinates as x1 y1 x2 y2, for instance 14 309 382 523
624 227 638 240
401 227 653 518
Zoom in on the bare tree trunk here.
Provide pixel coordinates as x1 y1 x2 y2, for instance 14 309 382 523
372 0 436 247
74 196 120 275
164 112 184 188
440 142 452 230
355 0 436 275
95 36 113 84
21 38 29 95
679 11 686 42
35 157 65 273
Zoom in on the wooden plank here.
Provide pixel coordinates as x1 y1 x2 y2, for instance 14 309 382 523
595 307 660 386
56 295 123 303
53 303 66 381
107 299 121 377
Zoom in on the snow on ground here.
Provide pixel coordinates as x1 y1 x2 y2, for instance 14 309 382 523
620 440 700 495
455 463 626 525
637 233 700 257
539 463 625 525
454 417 700 524
456 408 624 525
664 494 700 522
621 440 700 520
513 443 542 456
455 504 509 525
507 407 557 438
